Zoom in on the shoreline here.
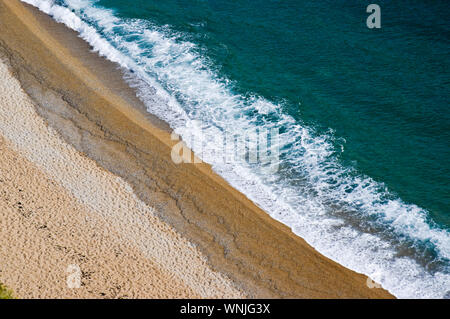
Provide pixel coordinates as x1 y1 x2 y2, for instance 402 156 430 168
0 0 393 298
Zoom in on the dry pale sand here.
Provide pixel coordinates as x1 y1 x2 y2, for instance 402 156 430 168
0 0 393 298
0 56 244 298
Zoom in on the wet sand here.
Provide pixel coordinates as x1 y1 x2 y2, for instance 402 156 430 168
0 0 393 298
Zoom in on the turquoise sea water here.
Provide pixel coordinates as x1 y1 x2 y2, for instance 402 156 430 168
99 0 450 227
25 0 449 297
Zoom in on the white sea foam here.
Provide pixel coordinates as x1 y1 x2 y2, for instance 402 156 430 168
21 0 450 298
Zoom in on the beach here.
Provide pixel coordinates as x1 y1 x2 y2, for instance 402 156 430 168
0 0 393 298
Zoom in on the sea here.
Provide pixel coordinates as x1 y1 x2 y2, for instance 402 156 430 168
21 0 450 298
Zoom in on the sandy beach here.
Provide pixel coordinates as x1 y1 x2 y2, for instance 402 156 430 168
0 0 393 298
0 48 244 299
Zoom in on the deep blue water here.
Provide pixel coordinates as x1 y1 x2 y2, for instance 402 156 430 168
27 0 450 297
